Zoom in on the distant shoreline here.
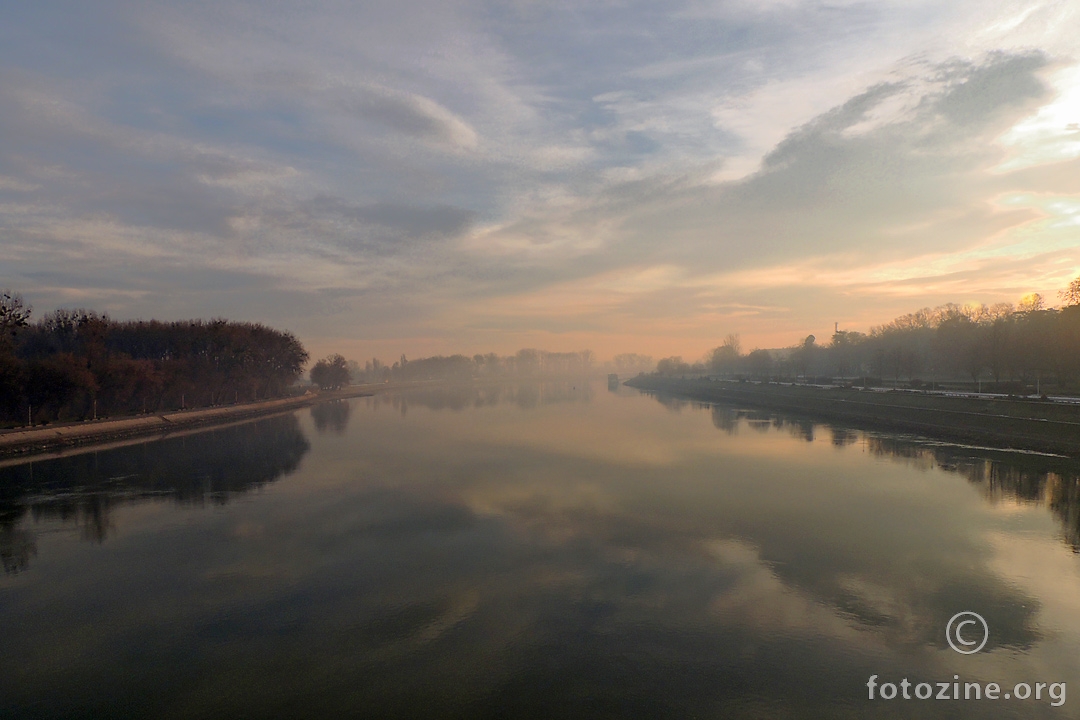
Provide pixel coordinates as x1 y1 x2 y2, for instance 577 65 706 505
0 386 379 460
625 376 1080 458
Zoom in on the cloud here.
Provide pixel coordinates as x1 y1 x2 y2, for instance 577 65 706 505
446 50 1079 353
0 0 1078 358
309 197 474 240
240 196 478 258
337 85 479 151
596 52 1052 268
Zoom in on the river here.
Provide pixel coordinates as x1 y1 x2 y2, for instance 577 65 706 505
2 380 1078 718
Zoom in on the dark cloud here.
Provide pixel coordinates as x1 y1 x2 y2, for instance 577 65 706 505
932 51 1048 125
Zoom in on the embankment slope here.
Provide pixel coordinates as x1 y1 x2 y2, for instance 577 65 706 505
0 387 375 459
626 376 1080 457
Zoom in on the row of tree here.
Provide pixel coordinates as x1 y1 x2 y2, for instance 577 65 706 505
305 350 661 390
0 292 309 426
660 280 1080 393
332 349 601 386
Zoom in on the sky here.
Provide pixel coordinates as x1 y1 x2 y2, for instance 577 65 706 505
1 0 1079 362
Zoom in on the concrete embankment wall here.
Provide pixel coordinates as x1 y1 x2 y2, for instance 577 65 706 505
0 387 376 459
626 377 1080 457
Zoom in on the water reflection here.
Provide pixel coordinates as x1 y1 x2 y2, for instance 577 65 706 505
0 525 35 574
3 384 1080 718
830 427 859 446
696 396 1080 557
653 395 1080 654
867 435 1080 553
366 380 593 412
0 414 308 569
311 399 352 434
710 404 818 441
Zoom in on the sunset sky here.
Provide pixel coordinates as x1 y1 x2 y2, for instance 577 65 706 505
2 0 1079 362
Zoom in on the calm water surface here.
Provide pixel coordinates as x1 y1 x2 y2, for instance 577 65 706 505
3 382 1080 718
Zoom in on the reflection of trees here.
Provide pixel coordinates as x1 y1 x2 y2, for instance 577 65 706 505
0 414 309 570
709 404 816 439
370 382 594 412
509 381 591 409
30 493 116 543
643 392 688 412
830 427 858 447
370 386 476 412
0 525 35 573
744 411 773 434
711 406 739 435
678 410 1044 652
311 399 351 434
1049 478 1080 550
786 420 815 442
697 400 1080 555
866 436 1080 552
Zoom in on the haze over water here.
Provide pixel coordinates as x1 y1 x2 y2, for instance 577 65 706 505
2 382 1079 718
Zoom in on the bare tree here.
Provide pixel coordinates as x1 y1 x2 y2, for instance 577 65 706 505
1061 276 1080 307
1017 293 1045 313
614 353 654 374
0 290 32 336
708 333 742 376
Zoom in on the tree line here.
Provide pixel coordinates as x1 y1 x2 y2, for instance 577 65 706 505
659 279 1080 394
1 291 308 426
308 348 599 389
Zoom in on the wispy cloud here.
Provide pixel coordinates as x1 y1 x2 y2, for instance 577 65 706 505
0 0 1077 358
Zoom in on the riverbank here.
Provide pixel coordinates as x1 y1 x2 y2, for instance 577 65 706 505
625 376 1080 457
0 386 379 459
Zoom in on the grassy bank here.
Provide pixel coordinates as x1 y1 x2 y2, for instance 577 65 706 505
625 376 1080 457
0 386 378 459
